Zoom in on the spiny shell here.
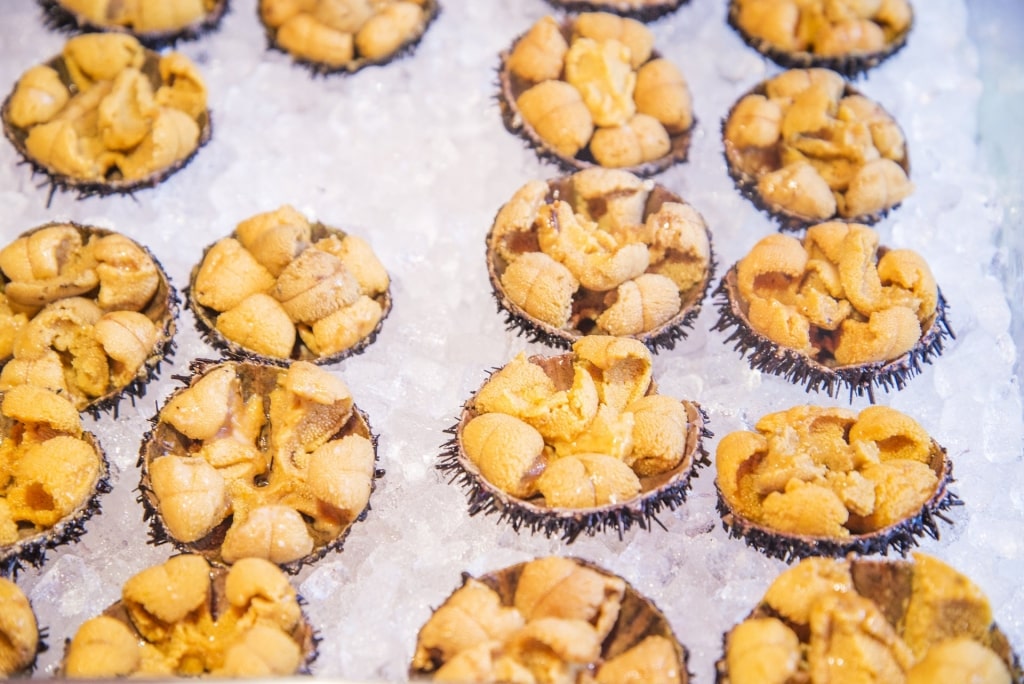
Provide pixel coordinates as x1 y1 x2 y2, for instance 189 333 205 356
0 46 212 203
38 0 231 48
187 220 392 367
487 175 715 352
715 554 1022 684
137 358 378 574
0 222 178 417
712 265 952 402
498 15 695 177
543 0 689 21
721 73 911 230
726 0 913 79
440 350 710 543
259 0 441 77
410 556 691 682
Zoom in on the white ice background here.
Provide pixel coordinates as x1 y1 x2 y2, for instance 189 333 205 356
1 0 1022 681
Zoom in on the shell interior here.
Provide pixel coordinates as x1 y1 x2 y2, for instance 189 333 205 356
59 561 318 675
37 0 231 48
0 423 111 578
187 222 392 367
542 0 689 21
715 437 960 563
0 52 212 203
260 0 441 76
714 556 1023 684
720 80 911 231
712 266 953 402
498 20 694 178
410 557 691 681
137 358 378 574
726 0 913 79
487 179 715 353
439 353 711 543
0 223 178 418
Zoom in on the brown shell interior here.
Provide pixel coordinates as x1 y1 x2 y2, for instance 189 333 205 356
0 223 176 413
487 179 712 347
457 352 704 516
715 557 1022 684
187 222 392 366
1 52 211 194
138 360 373 569
498 20 693 177
410 557 689 680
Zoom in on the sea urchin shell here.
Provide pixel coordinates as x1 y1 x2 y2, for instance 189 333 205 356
138 359 377 573
440 336 710 542
38 0 231 48
487 169 714 352
714 404 959 562
543 0 689 22
411 556 691 683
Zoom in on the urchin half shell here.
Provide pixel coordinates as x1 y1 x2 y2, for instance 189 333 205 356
715 418 959 562
543 0 689 21
60 555 318 676
38 0 231 48
411 556 691 682
187 220 392 367
498 16 695 177
487 175 715 352
1 44 212 203
715 554 1023 684
712 266 953 402
726 0 913 79
137 359 378 573
0 222 178 417
0 576 42 676
0 398 111 577
439 351 711 543
721 72 911 230
259 0 441 76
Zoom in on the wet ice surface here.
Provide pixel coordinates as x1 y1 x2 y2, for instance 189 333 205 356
1 0 1022 680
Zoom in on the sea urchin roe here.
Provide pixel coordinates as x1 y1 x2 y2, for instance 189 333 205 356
192 205 389 361
0 224 168 411
716 404 940 538
0 385 103 547
504 13 693 171
413 557 683 683
260 0 433 70
723 68 912 223
63 555 309 677
0 577 39 676
491 168 711 342
734 222 936 367
722 554 1014 684
732 0 912 57
53 0 220 34
5 34 208 186
146 360 374 567
464 336 693 510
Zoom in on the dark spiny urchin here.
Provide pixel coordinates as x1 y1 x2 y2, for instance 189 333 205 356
259 0 441 77
542 0 690 21
711 270 954 403
410 557 693 682
714 555 1024 684
37 0 231 48
136 359 379 575
720 78 910 231
714 435 960 564
725 0 912 80
485 175 715 354
438 395 711 544
0 432 112 578
497 19 695 178
2 82 213 207
185 221 392 368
